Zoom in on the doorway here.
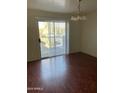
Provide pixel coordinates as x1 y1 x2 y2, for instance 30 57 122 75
38 21 69 58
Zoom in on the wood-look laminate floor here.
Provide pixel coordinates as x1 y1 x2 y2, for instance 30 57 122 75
27 53 97 93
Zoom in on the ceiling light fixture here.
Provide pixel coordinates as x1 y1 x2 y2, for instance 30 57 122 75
71 0 87 21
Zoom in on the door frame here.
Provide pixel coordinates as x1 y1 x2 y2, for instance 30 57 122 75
35 17 69 59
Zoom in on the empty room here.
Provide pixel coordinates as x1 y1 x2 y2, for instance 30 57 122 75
27 0 97 93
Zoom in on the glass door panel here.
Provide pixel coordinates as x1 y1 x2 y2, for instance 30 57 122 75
38 21 67 58
55 22 66 55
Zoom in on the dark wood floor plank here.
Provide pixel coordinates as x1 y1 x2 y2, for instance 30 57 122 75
27 52 97 93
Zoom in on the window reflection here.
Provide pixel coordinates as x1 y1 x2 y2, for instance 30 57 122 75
40 56 67 80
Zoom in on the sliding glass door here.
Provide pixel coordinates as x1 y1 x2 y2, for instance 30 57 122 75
38 21 68 58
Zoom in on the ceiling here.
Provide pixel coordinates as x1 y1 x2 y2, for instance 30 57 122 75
27 0 97 13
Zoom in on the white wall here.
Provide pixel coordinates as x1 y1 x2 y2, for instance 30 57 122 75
27 9 81 61
81 11 97 57
69 21 82 53
27 9 97 61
